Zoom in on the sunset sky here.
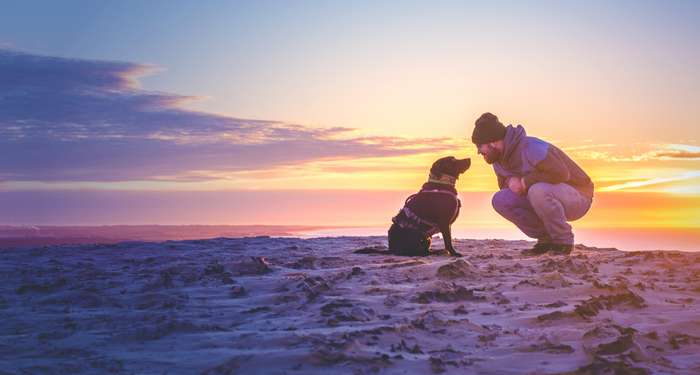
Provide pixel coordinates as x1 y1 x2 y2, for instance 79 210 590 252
1 1 698 237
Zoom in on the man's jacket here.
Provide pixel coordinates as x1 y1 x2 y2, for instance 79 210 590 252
493 125 594 198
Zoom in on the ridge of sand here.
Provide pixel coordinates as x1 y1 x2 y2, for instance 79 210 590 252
1 237 699 374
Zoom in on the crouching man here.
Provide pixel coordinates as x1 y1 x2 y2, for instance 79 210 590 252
471 112 594 255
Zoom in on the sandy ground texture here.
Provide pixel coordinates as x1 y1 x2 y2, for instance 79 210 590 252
1 236 700 374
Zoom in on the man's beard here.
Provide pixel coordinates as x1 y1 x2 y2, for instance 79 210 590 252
482 148 501 164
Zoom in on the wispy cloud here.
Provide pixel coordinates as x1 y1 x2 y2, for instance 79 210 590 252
600 171 700 192
561 144 617 152
567 143 700 162
654 151 700 159
653 144 700 159
0 49 454 183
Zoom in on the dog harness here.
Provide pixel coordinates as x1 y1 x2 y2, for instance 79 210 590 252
392 188 461 237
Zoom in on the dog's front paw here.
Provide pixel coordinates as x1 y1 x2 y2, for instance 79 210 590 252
450 251 463 257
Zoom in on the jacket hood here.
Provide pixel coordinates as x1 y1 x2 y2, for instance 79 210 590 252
501 125 526 161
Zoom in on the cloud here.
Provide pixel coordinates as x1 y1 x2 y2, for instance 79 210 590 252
566 143 700 162
653 144 700 159
654 151 700 159
561 144 617 152
0 49 455 182
599 171 700 192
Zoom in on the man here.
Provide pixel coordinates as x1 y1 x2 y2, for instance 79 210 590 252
471 112 594 255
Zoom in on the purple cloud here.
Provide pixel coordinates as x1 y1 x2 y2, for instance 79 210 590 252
0 49 454 182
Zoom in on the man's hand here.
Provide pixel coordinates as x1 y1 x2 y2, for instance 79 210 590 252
507 176 526 196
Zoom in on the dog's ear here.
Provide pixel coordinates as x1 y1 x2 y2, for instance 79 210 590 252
429 165 441 178
430 156 454 177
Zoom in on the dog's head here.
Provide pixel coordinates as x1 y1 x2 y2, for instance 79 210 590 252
430 156 471 179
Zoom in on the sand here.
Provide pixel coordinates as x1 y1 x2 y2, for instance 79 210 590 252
1 236 699 374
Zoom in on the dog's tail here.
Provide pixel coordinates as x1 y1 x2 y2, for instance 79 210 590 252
353 245 393 255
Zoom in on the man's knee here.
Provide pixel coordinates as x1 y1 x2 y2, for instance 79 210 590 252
492 189 518 216
526 182 553 207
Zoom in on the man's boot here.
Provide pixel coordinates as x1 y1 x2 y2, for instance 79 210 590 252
521 241 551 256
548 243 574 255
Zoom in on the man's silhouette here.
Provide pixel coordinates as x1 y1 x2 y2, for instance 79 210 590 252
471 112 594 255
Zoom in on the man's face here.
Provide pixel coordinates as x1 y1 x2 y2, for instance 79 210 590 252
477 142 501 164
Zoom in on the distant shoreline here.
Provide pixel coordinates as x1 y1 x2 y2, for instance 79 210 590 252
1 224 697 251
0 224 338 248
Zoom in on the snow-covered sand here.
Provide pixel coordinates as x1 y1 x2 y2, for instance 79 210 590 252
2 236 699 374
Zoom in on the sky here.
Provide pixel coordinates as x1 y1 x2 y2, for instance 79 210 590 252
0 0 698 236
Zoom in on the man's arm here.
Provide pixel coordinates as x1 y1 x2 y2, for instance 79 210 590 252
497 174 508 190
522 147 570 189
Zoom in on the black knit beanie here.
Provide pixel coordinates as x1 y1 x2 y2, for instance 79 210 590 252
471 112 506 145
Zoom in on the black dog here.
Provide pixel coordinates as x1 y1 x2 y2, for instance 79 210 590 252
388 156 471 257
